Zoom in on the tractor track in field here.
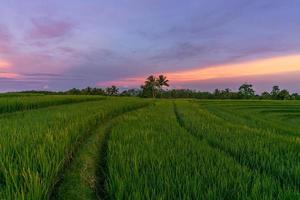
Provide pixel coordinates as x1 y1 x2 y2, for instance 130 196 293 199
49 103 150 200
172 102 300 194
95 121 112 199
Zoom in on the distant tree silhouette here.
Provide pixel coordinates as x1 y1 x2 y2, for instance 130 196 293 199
82 87 92 95
238 83 255 99
157 75 169 89
261 91 271 99
120 89 141 96
106 85 119 96
145 75 158 98
271 86 280 99
277 89 290 100
19 79 298 100
66 88 81 95
141 75 169 98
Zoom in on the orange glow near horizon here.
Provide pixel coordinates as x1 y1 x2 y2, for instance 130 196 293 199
0 59 11 69
165 54 300 82
0 59 18 78
97 54 300 87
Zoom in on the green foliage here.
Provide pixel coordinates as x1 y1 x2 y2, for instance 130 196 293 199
0 97 147 199
175 100 300 197
1 96 300 199
0 95 103 114
120 89 141 97
141 75 169 98
261 91 271 99
106 101 299 199
4 82 298 100
105 85 119 96
271 86 280 98
238 83 255 98
55 102 149 200
277 89 290 100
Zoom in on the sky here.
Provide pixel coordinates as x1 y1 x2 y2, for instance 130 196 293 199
0 0 300 93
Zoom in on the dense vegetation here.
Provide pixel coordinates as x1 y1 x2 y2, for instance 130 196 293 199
0 95 104 114
0 96 299 199
9 81 300 100
0 97 149 199
105 100 299 199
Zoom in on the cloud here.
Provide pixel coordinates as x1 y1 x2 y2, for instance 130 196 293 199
136 1 253 41
163 54 300 82
96 77 145 88
1 0 300 92
0 59 11 69
149 42 209 62
22 73 62 77
29 18 74 39
99 54 300 89
0 25 13 53
0 72 20 79
21 72 84 81
177 71 300 93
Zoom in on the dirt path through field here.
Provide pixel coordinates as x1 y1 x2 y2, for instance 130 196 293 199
50 104 149 200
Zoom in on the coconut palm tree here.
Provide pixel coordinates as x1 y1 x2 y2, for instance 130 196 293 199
141 75 170 98
144 75 158 98
106 85 119 96
157 75 169 89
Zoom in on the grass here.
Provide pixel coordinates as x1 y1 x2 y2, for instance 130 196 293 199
174 100 300 195
0 97 299 199
0 97 149 199
54 103 149 200
105 101 298 199
0 95 104 114
199 100 300 136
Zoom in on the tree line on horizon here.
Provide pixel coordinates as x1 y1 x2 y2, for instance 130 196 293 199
14 75 300 100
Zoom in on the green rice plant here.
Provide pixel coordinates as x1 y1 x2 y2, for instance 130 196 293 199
54 104 149 200
199 100 300 136
0 98 148 199
174 100 300 197
2 98 299 199
0 95 104 114
106 101 295 199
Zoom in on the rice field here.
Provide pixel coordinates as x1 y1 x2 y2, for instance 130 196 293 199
0 97 299 199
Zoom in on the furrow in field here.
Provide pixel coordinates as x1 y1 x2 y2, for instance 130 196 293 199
105 101 297 199
0 98 150 200
51 104 149 200
197 102 300 145
199 101 300 137
173 101 300 194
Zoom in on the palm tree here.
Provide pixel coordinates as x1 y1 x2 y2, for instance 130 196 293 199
144 75 158 98
141 75 170 98
157 75 169 90
106 85 119 96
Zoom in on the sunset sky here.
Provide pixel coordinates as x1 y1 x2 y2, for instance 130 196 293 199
1 0 300 92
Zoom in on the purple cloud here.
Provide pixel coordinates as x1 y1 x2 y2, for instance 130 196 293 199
29 18 74 39
1 0 300 92
0 25 13 53
149 42 209 62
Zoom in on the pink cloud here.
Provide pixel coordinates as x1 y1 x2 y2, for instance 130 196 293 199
96 77 145 88
0 26 13 53
0 59 11 69
9 53 72 74
96 54 300 89
58 47 78 54
29 18 74 39
0 72 20 79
